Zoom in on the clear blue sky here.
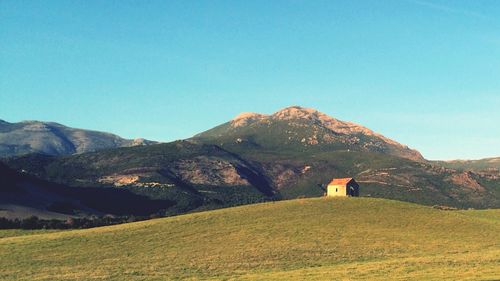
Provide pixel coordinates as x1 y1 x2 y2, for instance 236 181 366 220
1 0 499 160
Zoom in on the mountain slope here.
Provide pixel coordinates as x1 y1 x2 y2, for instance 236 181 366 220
194 106 423 161
0 119 157 157
4 141 276 215
5 140 499 210
1 198 498 280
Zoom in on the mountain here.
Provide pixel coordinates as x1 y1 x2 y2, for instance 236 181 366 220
0 162 171 219
4 106 499 210
1 198 499 280
191 106 499 208
0 119 157 157
194 106 424 161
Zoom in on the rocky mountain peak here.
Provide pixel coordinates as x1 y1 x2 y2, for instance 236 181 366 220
271 106 321 120
22 122 52 132
221 106 423 161
270 106 404 147
231 106 393 141
231 112 267 127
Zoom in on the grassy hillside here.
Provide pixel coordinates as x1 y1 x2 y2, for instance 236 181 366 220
1 198 498 280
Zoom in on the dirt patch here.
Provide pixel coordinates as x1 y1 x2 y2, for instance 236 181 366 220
99 175 140 186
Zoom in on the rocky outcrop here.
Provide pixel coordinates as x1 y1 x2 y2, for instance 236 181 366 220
172 157 250 186
447 171 485 192
231 112 267 127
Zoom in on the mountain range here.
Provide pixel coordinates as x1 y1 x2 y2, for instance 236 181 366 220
0 119 157 157
1 106 499 219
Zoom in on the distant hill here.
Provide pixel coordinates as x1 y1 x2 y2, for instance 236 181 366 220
4 106 499 210
0 162 171 219
0 119 157 157
1 198 498 280
434 157 500 172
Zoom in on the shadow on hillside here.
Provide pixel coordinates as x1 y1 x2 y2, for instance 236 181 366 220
0 163 174 216
46 185 174 216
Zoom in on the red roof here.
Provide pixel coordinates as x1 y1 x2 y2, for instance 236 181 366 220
328 178 354 186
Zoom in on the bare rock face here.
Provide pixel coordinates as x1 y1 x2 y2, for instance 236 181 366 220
99 174 141 186
447 171 485 192
130 138 157 146
265 163 303 189
231 112 267 127
272 106 411 148
172 157 250 186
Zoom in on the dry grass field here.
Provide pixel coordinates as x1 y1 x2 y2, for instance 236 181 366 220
0 197 499 280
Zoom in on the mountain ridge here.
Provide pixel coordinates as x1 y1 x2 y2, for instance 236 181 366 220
435 157 500 172
0 119 158 157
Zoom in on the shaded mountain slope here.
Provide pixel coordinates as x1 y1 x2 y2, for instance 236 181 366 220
0 162 172 219
0 119 157 157
4 141 277 215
